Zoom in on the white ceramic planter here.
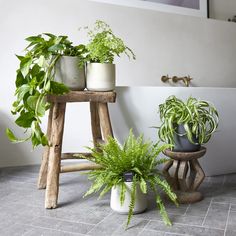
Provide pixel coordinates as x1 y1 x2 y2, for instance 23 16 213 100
86 63 116 91
110 182 147 214
55 56 86 91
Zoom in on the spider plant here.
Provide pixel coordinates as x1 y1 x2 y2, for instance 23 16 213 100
158 96 219 147
81 130 178 228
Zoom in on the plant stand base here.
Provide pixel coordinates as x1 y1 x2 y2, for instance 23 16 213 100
163 147 206 204
175 191 203 204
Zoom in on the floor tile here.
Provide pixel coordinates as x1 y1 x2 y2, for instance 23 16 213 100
139 230 165 236
146 220 224 236
230 204 236 211
0 223 34 236
24 227 84 236
203 202 230 229
57 220 94 234
169 215 204 226
185 200 211 217
226 211 236 231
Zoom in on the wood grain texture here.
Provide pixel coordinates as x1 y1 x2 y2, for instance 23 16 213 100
90 102 102 146
37 104 54 189
45 102 66 209
60 162 101 173
189 159 205 191
178 161 189 192
163 148 206 203
47 91 116 103
61 152 93 160
163 147 206 161
98 103 113 142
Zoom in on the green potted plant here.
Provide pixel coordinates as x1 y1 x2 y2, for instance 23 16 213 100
6 33 87 147
81 130 178 228
158 96 219 152
83 20 136 91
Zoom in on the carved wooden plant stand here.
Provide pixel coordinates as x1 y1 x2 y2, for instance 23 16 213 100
163 147 206 204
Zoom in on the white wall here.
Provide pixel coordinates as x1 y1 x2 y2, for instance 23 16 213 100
0 0 235 175
209 0 236 21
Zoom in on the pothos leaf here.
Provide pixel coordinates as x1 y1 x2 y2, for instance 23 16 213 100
5 128 30 143
16 84 30 100
27 95 46 117
15 111 35 128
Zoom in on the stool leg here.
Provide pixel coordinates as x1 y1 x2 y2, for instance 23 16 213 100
45 102 66 209
90 102 102 147
97 103 113 142
37 103 53 189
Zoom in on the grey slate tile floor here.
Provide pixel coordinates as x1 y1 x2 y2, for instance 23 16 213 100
0 165 236 236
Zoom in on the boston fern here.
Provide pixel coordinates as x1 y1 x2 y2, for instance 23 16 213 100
83 20 136 64
6 33 86 147
158 96 219 146
82 131 178 228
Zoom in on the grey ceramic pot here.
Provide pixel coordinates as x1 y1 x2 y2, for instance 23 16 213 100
173 124 201 152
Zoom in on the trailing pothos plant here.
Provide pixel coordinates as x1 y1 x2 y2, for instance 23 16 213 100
158 96 219 146
6 33 87 147
81 20 136 64
81 130 178 228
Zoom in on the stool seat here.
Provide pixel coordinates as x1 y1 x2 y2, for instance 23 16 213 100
47 91 116 103
37 90 116 209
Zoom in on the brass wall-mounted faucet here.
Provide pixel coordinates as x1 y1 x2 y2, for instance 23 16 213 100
161 75 193 87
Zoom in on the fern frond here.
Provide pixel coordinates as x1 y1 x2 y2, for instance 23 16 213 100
120 182 126 206
156 194 172 226
126 177 137 229
140 177 147 194
99 184 112 199
154 176 178 205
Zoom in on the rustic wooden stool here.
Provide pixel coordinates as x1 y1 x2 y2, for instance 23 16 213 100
37 91 116 209
163 147 206 204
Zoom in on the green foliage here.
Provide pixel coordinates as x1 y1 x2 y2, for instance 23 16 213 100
83 20 136 64
7 33 87 148
158 96 219 146
82 130 178 229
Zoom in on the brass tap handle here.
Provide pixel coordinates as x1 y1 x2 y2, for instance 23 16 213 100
161 75 170 82
161 75 193 87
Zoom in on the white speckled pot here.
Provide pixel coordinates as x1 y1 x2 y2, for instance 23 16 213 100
86 63 116 91
110 182 147 214
55 56 86 91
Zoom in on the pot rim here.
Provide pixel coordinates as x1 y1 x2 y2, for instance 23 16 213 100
87 62 115 65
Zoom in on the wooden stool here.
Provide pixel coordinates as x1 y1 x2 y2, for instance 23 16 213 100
163 147 206 204
37 91 116 209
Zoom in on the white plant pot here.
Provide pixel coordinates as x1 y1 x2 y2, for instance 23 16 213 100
110 182 147 214
55 56 86 91
86 63 116 91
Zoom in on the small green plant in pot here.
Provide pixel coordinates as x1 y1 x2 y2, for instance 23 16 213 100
158 96 219 152
82 130 178 228
83 20 136 91
6 33 87 147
